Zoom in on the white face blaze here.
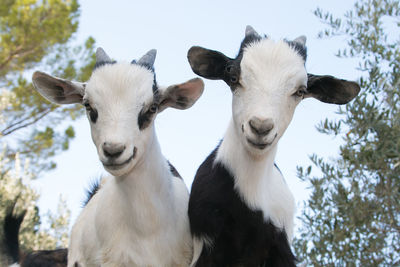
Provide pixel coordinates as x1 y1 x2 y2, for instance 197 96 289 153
32 49 204 178
234 39 307 156
84 63 156 176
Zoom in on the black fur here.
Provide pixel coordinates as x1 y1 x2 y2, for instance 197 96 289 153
138 106 156 130
274 162 283 176
187 47 233 81
3 205 25 264
286 40 307 62
2 204 68 266
168 161 182 179
93 56 160 131
238 32 264 55
188 30 310 92
138 95 159 131
21 249 68 267
189 146 296 267
187 33 262 90
93 60 116 70
306 74 360 104
82 178 102 207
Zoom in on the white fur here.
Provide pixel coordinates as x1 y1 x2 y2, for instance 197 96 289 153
190 237 204 267
216 39 308 242
69 136 192 266
67 63 193 266
85 63 156 177
216 121 295 240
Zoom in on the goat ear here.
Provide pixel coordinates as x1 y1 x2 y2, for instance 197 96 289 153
187 46 232 80
32 71 86 104
306 74 360 104
158 78 204 112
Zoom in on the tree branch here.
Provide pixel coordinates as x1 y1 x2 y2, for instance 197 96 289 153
1 109 53 136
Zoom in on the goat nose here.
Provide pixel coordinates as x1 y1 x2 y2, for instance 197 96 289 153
102 142 125 158
249 117 274 136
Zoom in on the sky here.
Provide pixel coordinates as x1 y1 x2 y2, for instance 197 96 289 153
33 0 359 235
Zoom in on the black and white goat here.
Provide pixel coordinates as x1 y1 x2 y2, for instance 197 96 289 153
1 203 68 267
32 48 204 266
187 26 360 266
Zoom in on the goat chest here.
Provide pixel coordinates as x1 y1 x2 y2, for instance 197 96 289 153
189 148 296 267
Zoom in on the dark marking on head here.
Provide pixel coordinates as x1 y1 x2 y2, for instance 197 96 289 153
238 33 264 55
93 60 117 71
83 100 98 124
138 89 161 130
187 27 266 91
132 59 156 74
89 108 98 123
138 106 155 130
225 32 264 89
285 40 307 62
152 72 158 93
82 178 102 207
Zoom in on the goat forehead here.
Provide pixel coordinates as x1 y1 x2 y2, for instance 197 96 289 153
86 63 155 108
240 39 306 93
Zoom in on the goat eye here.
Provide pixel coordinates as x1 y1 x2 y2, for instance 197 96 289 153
294 86 307 98
149 103 158 113
83 102 91 110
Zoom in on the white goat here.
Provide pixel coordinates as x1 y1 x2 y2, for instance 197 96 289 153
32 48 204 267
187 26 360 266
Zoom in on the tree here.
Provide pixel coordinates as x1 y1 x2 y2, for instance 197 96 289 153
0 0 96 173
0 0 95 252
294 0 400 266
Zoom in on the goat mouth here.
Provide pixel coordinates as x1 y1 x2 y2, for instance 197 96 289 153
246 134 277 150
102 147 137 170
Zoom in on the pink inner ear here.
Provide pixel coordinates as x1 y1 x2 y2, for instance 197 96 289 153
178 78 204 99
57 81 76 96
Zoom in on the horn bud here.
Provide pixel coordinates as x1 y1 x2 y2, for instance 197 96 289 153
245 25 261 38
96 47 112 63
136 49 157 69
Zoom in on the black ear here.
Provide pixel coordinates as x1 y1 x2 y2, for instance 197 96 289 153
187 46 233 81
306 74 360 104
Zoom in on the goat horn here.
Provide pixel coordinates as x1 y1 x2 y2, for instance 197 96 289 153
96 47 112 63
245 25 261 38
137 49 157 68
293 35 307 46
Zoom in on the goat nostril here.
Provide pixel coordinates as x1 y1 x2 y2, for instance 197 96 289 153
249 118 274 136
102 142 126 158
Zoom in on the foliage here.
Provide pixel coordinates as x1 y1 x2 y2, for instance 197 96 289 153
294 0 400 266
0 149 70 251
0 0 96 173
0 0 95 254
